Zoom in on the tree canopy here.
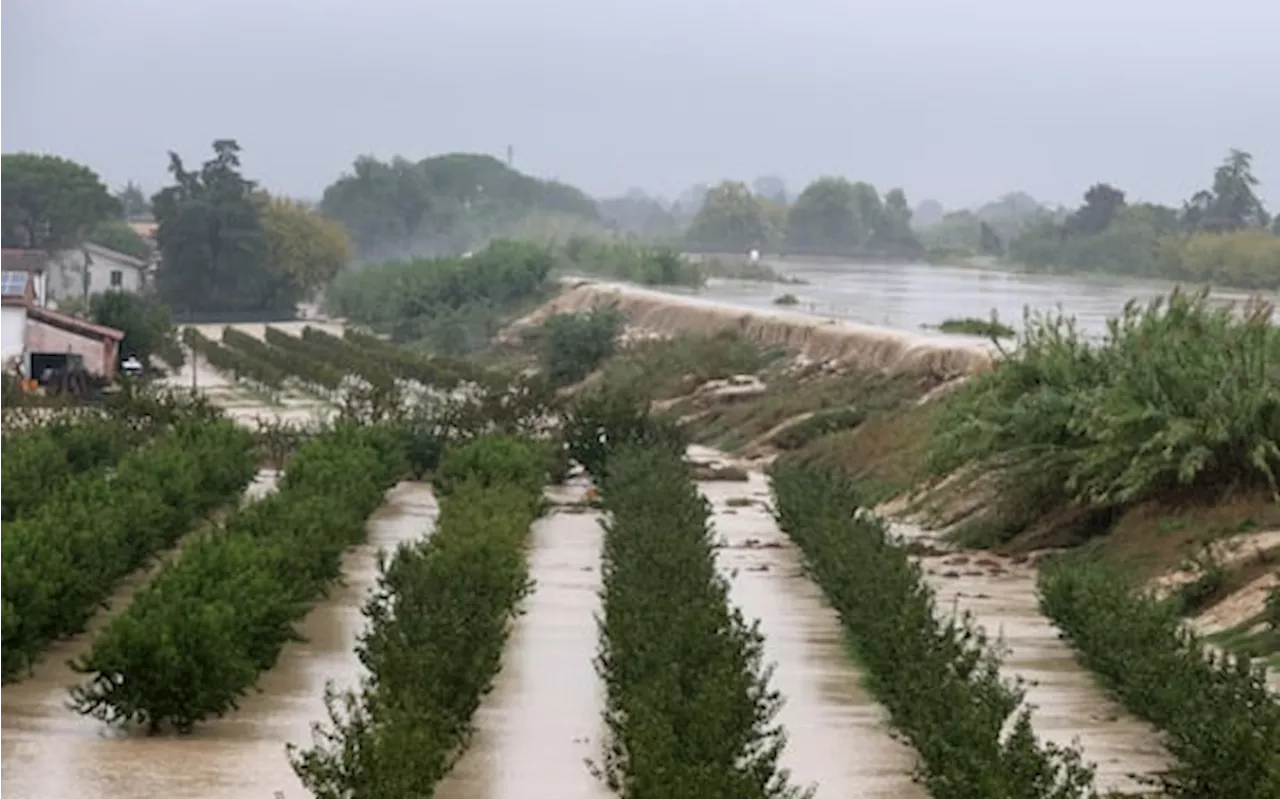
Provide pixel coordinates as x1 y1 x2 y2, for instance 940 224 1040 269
319 153 600 262
260 195 350 296
685 181 775 251
153 140 297 314
1 153 120 250
87 220 152 260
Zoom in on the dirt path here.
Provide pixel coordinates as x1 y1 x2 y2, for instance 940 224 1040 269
434 481 611 799
693 450 927 798
0 481 436 799
892 521 1171 794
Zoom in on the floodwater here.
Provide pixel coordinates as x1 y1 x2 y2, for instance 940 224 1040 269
892 521 1171 794
1 481 437 799
435 481 612 799
691 447 926 798
688 257 1277 340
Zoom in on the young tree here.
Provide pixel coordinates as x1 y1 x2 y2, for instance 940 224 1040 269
1 153 120 250
153 140 297 314
261 195 351 295
1066 183 1126 237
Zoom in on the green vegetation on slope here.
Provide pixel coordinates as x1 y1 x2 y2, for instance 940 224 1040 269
927 289 1280 546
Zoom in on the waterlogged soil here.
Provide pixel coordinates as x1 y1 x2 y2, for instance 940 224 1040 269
893 522 1172 794
161 344 334 428
694 451 927 798
0 481 436 799
435 481 612 799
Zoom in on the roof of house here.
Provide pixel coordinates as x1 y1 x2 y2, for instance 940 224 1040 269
82 242 149 269
1 249 49 273
27 305 125 341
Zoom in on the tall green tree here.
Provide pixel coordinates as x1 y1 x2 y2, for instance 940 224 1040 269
685 181 774 251
87 220 152 260
871 187 920 253
153 140 296 314
1066 183 1126 236
786 177 865 250
260 195 350 295
1 153 120 250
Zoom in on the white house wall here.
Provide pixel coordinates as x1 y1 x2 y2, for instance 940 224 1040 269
47 248 146 302
2 305 29 365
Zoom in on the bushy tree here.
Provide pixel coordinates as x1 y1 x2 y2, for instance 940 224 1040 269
686 181 775 251
153 140 297 314
260 195 350 295
89 291 183 370
539 306 624 386
786 177 865 250
1 153 120 250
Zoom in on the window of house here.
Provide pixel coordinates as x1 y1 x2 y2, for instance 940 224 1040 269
110 270 123 288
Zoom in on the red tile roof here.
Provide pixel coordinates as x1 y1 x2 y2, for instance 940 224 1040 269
27 305 125 341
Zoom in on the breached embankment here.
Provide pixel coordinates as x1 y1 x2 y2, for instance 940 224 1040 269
513 282 996 379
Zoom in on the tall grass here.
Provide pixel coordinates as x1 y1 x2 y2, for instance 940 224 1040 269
928 289 1279 529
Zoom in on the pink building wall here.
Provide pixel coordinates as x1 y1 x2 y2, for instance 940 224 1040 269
25 318 118 379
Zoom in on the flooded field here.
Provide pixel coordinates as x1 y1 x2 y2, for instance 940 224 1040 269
893 522 1171 793
435 482 611 799
0 481 436 799
698 465 926 798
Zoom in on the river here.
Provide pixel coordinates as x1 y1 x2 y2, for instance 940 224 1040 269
691 257 1276 339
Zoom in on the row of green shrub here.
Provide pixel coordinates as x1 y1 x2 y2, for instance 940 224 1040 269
221 327 343 390
2 415 137 521
596 444 804 798
769 462 1100 798
1038 559 1280 798
290 435 546 795
2 417 257 681
183 327 286 389
275 326 396 390
68 424 406 732
927 289 1280 541
342 328 494 390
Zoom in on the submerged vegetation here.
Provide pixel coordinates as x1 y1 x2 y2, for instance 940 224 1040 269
937 315 1015 338
770 463 1099 798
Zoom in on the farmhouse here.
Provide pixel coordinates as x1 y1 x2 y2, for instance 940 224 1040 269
2 270 125 380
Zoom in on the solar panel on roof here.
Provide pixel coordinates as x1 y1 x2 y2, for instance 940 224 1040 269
0 271 28 295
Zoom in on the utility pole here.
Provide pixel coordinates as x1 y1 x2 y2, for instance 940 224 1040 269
506 145 513 167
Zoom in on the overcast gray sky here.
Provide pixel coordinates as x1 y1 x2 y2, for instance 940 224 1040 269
4 0 1277 210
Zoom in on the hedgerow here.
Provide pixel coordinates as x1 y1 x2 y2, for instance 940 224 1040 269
221 327 343 391
290 436 543 796
768 461 1099 799
1038 558 1280 798
283 326 396 390
2 417 257 681
342 327 492 389
596 444 806 799
2 416 136 521
183 327 286 389
927 289 1280 538
69 423 406 732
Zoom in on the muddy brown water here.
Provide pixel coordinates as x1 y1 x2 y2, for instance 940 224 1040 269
434 481 612 799
1 480 436 799
699 467 928 798
893 522 1171 794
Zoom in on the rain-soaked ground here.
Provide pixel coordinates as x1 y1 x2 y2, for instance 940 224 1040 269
1 480 436 799
892 521 1172 794
435 481 612 799
698 465 927 798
